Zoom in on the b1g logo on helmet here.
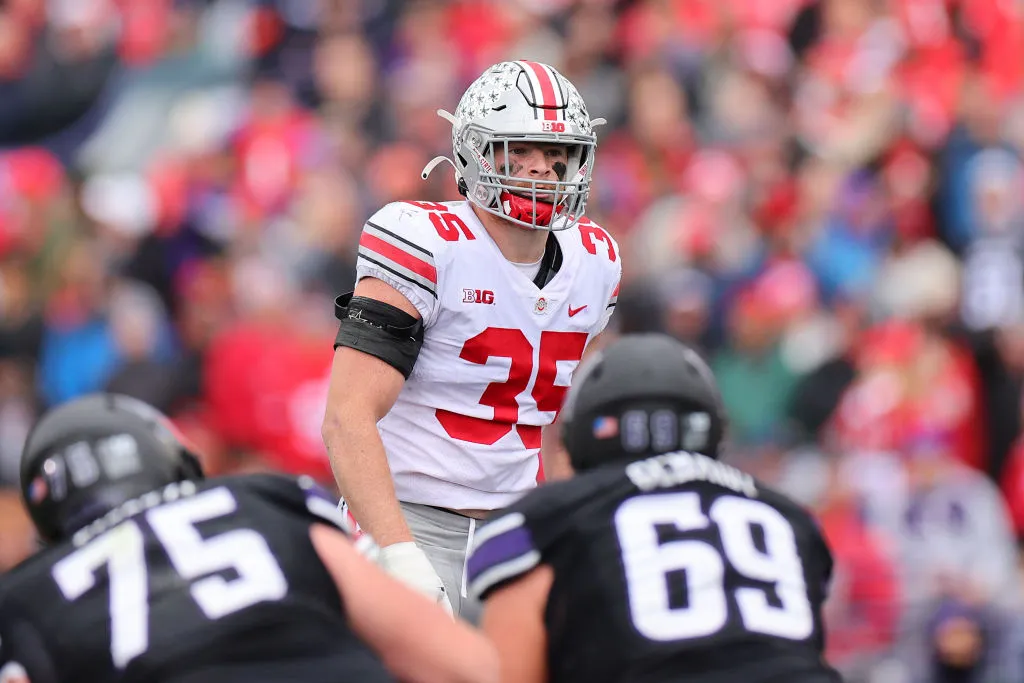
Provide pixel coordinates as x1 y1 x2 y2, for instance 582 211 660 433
542 121 566 133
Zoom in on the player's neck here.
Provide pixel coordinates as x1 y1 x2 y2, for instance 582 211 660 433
472 205 549 264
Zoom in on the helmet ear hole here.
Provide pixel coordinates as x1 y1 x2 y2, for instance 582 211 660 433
180 450 205 481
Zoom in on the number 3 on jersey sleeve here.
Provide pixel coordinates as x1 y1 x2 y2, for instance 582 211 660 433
579 219 616 262
436 329 588 449
614 493 813 643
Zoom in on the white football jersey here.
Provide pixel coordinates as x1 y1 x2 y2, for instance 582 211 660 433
355 200 621 510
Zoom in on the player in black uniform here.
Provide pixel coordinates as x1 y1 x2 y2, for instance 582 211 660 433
466 334 841 683
0 393 497 683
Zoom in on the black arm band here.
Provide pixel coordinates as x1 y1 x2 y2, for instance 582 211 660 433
333 292 425 379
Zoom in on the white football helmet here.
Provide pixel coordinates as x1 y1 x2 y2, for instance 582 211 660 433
422 61 605 231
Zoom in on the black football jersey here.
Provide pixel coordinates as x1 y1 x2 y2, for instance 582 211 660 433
467 451 842 683
0 473 394 683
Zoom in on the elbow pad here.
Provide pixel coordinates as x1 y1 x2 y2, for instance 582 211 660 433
333 292 425 379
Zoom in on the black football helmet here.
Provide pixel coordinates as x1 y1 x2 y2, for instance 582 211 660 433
560 334 727 471
20 393 204 543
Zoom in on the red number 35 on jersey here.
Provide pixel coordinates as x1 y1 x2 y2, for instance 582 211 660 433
436 329 588 449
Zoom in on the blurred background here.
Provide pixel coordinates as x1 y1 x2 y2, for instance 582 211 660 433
2 0 1024 680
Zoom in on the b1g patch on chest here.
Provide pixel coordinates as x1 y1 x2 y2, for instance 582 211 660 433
463 288 495 305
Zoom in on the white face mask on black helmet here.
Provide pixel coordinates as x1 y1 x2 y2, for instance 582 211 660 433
422 60 605 231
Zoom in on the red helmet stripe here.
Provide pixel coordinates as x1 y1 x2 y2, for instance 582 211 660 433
518 60 559 121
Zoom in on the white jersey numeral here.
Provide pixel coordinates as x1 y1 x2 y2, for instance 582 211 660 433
52 522 149 668
614 492 814 642
51 487 288 669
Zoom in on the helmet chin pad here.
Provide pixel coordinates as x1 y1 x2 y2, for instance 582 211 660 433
500 190 555 227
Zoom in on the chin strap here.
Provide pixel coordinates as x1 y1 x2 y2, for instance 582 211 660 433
421 155 456 180
421 109 460 181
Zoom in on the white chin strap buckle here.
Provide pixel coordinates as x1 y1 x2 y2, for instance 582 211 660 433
421 155 456 180
420 109 459 180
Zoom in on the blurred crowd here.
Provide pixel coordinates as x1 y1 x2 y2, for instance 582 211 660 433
3 0 1024 681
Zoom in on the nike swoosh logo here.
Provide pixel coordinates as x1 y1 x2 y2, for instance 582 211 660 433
568 304 588 317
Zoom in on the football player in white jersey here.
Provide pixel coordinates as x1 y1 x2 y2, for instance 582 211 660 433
321 60 621 620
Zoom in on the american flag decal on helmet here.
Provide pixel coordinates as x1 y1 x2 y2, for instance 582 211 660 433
592 416 619 439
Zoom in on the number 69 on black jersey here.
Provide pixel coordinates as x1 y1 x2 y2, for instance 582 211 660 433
467 452 842 683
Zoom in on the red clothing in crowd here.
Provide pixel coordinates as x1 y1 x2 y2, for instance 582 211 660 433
203 322 335 482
